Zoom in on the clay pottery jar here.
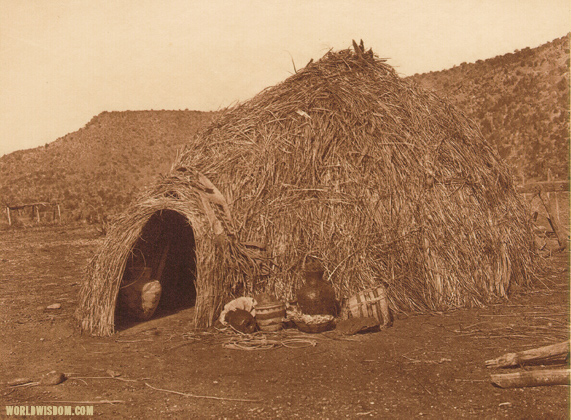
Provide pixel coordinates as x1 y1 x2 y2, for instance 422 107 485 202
296 262 339 316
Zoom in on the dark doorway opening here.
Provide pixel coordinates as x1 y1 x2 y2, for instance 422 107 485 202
116 210 197 329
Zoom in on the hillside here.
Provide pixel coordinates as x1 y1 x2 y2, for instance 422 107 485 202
0 35 568 225
408 35 569 183
0 110 216 223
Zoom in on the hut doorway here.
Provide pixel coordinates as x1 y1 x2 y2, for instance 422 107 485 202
116 210 197 326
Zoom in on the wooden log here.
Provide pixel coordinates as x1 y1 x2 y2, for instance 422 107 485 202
6 206 11 225
485 340 570 368
491 369 570 388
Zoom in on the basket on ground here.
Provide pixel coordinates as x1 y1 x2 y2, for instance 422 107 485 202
291 312 335 333
344 285 392 327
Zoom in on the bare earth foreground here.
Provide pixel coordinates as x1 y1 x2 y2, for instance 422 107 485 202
1 225 569 419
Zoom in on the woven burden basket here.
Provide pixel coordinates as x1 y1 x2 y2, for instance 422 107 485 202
255 302 286 332
344 285 392 327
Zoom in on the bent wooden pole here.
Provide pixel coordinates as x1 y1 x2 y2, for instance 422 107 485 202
491 369 570 388
485 340 570 368
538 191 567 250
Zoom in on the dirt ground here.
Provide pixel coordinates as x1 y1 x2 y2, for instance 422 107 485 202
1 225 569 419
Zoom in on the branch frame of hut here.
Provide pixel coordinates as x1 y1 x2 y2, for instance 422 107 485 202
78 41 541 336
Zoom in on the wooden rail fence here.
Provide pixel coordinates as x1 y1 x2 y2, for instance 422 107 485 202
5 202 61 225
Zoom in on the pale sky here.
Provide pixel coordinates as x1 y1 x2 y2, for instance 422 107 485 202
0 0 569 157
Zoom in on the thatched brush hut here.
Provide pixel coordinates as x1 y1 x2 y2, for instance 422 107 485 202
78 43 538 335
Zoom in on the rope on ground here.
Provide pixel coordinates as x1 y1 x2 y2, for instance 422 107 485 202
222 333 318 351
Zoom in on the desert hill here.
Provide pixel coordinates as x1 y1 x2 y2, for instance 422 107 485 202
0 110 216 223
408 34 569 183
0 35 568 224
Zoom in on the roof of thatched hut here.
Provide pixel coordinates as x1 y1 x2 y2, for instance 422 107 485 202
78 42 538 335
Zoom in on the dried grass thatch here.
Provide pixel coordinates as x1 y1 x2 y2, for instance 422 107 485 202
78 43 539 335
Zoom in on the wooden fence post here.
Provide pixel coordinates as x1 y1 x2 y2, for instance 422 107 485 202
518 181 569 251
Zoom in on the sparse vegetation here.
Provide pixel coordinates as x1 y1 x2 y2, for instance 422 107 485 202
0 110 216 223
409 35 569 184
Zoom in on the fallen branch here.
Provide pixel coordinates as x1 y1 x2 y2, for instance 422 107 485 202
69 376 138 382
485 340 569 368
7 378 37 387
491 369 570 388
144 382 260 402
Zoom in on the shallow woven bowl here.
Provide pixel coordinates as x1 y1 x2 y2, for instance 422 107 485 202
293 319 335 333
